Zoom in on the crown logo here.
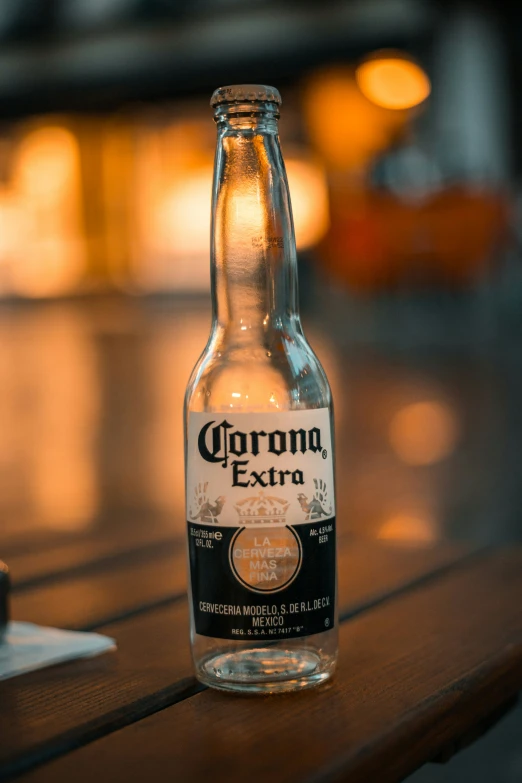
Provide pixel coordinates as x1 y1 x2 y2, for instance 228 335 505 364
234 491 290 525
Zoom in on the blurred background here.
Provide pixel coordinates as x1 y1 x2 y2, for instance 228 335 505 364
0 1 521 776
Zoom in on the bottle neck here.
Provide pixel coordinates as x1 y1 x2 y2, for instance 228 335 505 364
210 104 299 338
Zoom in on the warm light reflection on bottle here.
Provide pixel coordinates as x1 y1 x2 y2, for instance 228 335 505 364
377 513 438 545
388 401 459 466
217 134 270 260
356 53 431 110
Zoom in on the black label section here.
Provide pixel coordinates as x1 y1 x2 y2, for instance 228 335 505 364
188 518 336 641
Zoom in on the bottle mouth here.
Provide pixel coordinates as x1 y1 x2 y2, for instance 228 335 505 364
210 84 282 108
211 84 281 122
213 100 280 123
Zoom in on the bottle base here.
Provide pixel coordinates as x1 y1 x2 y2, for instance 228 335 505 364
197 647 334 694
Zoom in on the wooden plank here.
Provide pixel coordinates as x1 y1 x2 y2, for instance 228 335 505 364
11 548 187 631
0 526 85 560
0 601 198 781
17 548 522 783
0 515 173 560
11 538 467 631
9 531 179 592
336 539 475 621
0 541 471 780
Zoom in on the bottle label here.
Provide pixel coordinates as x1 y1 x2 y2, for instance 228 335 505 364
186 409 336 641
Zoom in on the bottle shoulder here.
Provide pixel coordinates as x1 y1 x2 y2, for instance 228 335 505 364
185 328 331 413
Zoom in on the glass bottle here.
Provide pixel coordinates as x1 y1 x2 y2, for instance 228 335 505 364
184 84 337 693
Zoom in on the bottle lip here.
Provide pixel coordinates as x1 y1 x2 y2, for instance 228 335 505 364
210 84 282 108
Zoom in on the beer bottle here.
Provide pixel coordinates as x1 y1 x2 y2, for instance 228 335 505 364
185 85 337 693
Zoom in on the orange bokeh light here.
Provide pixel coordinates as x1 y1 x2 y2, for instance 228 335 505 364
303 67 407 171
378 513 438 545
15 126 79 197
286 157 329 250
389 401 459 466
0 123 85 298
0 308 99 529
356 54 431 110
133 118 330 292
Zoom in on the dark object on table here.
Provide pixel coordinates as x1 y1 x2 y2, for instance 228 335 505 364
0 560 9 640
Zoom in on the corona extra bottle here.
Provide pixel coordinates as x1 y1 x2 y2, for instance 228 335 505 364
185 85 337 693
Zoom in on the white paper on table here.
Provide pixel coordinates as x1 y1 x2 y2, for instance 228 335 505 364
0 621 116 682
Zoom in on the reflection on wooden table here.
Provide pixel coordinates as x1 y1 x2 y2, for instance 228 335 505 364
0 295 519 548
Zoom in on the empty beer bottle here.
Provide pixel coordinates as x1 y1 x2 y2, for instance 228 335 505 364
184 85 337 693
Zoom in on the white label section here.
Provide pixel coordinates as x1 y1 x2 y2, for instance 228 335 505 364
186 409 335 527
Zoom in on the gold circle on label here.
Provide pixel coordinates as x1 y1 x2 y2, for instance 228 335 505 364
229 526 302 594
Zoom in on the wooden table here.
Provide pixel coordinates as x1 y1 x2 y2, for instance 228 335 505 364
1 526 521 783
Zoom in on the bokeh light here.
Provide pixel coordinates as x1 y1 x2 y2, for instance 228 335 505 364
377 513 438 545
388 401 459 466
356 53 431 110
133 119 330 292
303 67 407 171
15 126 79 197
0 123 85 298
0 308 99 529
286 157 329 250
